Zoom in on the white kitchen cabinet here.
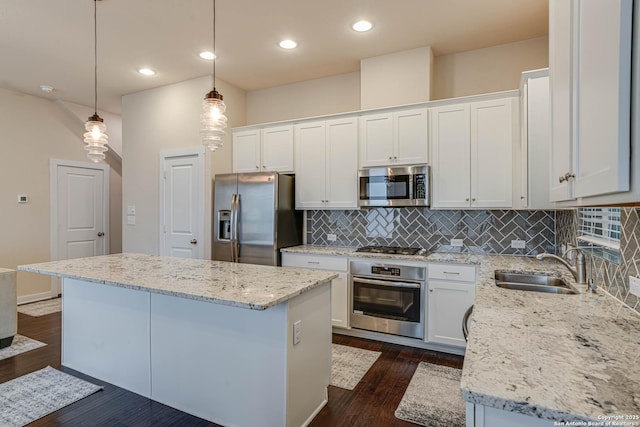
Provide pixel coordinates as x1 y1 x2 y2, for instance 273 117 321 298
426 263 475 348
549 0 632 202
359 107 428 167
466 402 553 427
281 252 349 328
232 129 261 173
517 69 555 209
232 125 294 173
294 117 358 209
431 98 515 209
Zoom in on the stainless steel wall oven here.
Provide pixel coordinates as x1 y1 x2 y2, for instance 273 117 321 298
350 260 425 339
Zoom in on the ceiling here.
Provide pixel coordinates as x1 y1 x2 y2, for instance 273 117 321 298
0 0 548 114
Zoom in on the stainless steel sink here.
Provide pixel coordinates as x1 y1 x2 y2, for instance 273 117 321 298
494 271 578 295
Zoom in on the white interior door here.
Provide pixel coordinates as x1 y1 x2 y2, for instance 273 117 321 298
57 166 107 260
161 151 204 259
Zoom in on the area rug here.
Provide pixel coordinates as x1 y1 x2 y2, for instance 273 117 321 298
395 362 465 426
0 366 102 427
17 298 61 317
331 343 381 390
0 335 47 362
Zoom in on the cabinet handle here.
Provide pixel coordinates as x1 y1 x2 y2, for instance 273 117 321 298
429 289 433 292
256 166 259 169
443 271 460 275
465 198 470 202
388 156 393 160
559 172 575 183
472 198 476 202
520 196 525 200
393 156 397 160
263 165 266 169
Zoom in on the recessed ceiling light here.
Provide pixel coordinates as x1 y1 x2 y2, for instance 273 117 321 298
138 68 156 76
199 51 216 60
279 39 297 49
352 20 373 32
40 84 54 93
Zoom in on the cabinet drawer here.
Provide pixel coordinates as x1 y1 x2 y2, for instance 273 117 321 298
428 263 476 282
281 253 348 272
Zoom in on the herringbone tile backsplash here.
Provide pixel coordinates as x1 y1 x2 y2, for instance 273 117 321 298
557 208 640 313
307 208 556 255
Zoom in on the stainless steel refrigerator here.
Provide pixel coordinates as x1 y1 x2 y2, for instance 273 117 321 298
213 172 302 266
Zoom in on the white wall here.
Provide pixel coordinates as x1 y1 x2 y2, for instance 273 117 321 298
122 76 246 255
0 88 99 298
432 37 549 100
245 72 360 125
361 47 434 109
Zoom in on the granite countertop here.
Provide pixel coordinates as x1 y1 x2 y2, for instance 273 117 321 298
18 253 337 311
461 255 640 423
283 245 640 422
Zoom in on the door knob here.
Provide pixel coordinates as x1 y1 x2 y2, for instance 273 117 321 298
97 232 104 237
190 239 197 244
255 166 259 169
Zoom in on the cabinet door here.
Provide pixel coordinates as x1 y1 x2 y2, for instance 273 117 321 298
394 108 429 165
359 113 394 167
427 280 475 347
331 273 349 328
233 130 261 173
326 117 358 209
430 104 471 208
294 122 326 209
261 125 294 173
573 0 632 198
470 99 514 208
549 0 574 202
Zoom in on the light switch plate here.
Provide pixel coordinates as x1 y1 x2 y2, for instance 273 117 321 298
127 215 136 225
511 240 526 249
127 205 136 215
450 239 463 247
327 233 337 242
630 276 640 297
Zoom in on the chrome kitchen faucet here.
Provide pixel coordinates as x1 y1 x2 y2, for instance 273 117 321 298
536 248 595 292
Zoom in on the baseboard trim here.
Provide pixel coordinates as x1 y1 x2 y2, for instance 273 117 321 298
17 291 56 305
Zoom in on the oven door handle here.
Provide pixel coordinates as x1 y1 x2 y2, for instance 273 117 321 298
353 277 421 289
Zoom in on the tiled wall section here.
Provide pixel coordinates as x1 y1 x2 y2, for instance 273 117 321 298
556 208 640 313
307 208 557 255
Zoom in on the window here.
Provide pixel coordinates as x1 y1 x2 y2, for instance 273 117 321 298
577 208 621 250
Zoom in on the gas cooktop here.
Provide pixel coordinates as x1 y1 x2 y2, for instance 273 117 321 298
355 246 427 256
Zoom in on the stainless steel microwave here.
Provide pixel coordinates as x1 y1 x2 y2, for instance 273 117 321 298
358 165 430 207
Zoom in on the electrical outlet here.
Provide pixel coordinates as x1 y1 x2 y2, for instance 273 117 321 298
127 215 136 226
450 239 463 247
511 240 526 249
293 320 302 345
327 233 337 242
630 276 640 297
17 195 28 204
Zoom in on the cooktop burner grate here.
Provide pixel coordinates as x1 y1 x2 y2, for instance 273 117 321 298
355 246 426 256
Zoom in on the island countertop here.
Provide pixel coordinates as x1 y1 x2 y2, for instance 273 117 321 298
18 253 338 310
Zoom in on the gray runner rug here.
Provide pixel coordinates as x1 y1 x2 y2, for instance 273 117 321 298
331 343 381 390
0 366 103 427
395 362 465 426
0 335 46 361
17 298 61 317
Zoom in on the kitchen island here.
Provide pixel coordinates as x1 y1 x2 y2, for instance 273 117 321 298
19 253 338 427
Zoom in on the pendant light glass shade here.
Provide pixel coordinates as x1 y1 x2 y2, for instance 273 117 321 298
201 89 227 151
84 113 109 163
86 0 108 163
201 0 227 151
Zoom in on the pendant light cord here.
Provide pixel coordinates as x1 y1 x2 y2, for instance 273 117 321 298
212 0 216 90
93 0 98 115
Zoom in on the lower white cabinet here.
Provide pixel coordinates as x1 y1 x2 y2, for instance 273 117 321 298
426 263 476 347
466 402 554 427
281 253 349 328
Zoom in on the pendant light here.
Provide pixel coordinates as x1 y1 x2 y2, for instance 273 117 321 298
84 0 108 163
200 0 227 151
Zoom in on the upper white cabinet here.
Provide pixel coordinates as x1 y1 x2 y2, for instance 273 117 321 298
359 107 428 167
549 0 632 202
517 69 555 209
431 98 516 209
294 117 358 209
232 125 294 173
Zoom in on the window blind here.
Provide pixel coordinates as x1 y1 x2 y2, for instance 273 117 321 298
577 208 621 250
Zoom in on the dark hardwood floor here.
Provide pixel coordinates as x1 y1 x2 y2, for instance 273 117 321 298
1 311 463 426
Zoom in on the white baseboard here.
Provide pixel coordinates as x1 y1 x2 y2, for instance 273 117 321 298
17 291 56 305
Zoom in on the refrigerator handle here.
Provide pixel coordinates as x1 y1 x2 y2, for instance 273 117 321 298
234 193 241 261
230 194 237 262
